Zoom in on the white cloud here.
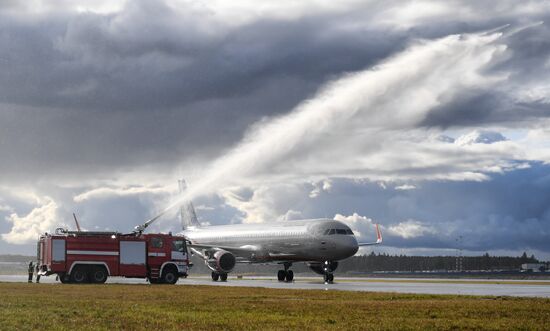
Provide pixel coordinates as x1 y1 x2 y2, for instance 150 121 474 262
375 1 461 29
395 184 416 191
2 197 59 244
515 84 550 104
455 130 507 145
334 213 379 240
516 124 550 163
280 209 303 221
0 205 13 212
388 219 437 239
5 0 128 15
220 184 309 223
195 205 215 211
73 185 171 202
309 179 332 198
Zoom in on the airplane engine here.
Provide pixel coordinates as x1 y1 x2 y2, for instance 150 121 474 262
207 249 236 273
307 261 338 275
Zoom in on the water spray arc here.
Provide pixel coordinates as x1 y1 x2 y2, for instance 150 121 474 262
146 30 509 224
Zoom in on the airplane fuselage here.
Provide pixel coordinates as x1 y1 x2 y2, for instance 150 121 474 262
182 218 359 263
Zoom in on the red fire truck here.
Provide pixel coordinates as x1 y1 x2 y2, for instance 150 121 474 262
37 228 190 284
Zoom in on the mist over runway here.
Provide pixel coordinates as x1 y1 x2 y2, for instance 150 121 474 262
3 275 549 298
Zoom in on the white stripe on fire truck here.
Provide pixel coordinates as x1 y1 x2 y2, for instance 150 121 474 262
66 250 119 256
148 252 166 257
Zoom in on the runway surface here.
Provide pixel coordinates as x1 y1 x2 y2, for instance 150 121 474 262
2 274 549 298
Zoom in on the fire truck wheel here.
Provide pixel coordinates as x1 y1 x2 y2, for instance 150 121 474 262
162 268 179 284
70 266 89 284
90 266 108 284
58 273 70 284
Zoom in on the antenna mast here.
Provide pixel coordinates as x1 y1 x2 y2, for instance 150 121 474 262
73 213 82 232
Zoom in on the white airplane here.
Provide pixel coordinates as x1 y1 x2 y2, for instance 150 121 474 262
178 181 382 283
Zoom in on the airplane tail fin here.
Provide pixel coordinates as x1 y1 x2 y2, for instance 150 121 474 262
178 179 200 230
357 223 383 246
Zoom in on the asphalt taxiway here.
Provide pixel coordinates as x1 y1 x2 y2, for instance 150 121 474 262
2 274 550 298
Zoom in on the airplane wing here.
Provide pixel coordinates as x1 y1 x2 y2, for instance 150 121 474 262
188 242 259 255
357 224 383 246
188 242 297 263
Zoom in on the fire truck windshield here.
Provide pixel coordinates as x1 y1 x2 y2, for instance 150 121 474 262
171 240 186 252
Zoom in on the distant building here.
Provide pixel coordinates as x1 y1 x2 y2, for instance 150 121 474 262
520 263 547 272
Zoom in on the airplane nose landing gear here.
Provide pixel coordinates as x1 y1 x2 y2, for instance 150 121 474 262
277 263 294 282
323 261 337 284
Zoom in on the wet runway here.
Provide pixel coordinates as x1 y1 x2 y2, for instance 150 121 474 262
2 274 549 298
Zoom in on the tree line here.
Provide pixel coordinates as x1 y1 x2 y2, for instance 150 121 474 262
337 252 541 272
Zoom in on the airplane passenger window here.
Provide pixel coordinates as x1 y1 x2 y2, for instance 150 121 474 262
336 229 347 235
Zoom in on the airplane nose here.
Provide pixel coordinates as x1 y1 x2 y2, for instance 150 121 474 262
336 236 358 258
348 236 359 256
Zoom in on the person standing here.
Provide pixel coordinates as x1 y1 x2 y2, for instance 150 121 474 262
35 263 41 283
27 261 34 283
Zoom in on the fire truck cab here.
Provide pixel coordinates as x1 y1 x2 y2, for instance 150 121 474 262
37 229 190 284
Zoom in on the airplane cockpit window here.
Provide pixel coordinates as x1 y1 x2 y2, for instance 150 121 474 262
324 228 354 235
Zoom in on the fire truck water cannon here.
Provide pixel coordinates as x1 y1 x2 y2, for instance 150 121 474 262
35 214 192 285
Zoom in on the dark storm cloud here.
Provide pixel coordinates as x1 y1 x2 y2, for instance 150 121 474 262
0 1 548 180
1 1 549 120
421 91 506 128
311 163 550 252
423 91 550 128
0 2 405 112
421 21 550 128
198 162 550 253
0 1 411 180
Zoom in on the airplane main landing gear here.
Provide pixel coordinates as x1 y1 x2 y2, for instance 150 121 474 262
323 273 334 284
211 271 228 282
277 263 294 282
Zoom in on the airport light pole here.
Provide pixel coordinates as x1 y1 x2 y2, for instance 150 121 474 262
455 235 463 272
